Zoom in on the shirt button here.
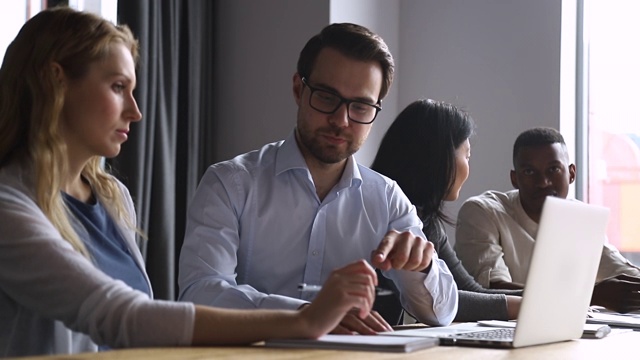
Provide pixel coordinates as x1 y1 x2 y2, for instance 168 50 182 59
312 250 318 256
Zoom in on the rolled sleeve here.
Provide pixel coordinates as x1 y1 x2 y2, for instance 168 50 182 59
385 253 458 326
597 243 640 282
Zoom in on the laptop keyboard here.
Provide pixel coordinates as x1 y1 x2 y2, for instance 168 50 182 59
452 328 515 340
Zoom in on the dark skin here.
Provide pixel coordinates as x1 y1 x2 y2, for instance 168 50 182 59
490 143 640 313
490 280 524 290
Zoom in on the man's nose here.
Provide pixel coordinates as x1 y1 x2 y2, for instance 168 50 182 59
328 103 350 128
535 174 552 187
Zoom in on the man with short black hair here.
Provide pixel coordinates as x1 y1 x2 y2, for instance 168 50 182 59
456 127 640 313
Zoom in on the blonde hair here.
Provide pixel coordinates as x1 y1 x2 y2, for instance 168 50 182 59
0 7 140 257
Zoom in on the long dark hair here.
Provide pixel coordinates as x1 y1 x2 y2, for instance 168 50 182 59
371 99 475 226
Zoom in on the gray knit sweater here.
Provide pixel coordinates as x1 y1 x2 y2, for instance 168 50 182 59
427 221 522 322
374 220 522 324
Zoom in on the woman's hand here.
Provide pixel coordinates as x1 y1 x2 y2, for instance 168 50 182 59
297 259 379 338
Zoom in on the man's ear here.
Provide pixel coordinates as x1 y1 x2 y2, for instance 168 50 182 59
568 163 576 184
292 72 303 106
510 170 519 189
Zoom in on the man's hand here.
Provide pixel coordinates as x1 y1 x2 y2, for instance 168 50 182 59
370 230 434 272
591 274 640 313
330 308 393 335
490 280 524 290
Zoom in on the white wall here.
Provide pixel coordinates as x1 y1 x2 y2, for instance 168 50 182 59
330 0 400 167
212 0 330 163
211 0 400 166
211 0 565 243
397 0 563 242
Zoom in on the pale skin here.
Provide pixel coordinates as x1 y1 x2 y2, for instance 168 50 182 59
56 43 142 200
293 47 435 334
57 42 378 345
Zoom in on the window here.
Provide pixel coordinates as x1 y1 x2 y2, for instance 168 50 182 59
0 1 43 64
582 0 640 264
0 1 118 67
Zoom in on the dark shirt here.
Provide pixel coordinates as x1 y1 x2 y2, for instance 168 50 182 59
63 193 150 297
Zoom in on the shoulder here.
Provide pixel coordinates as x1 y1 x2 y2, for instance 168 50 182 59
110 175 135 210
206 140 282 179
0 161 37 203
0 164 61 240
458 190 522 226
463 189 510 205
425 220 447 249
357 165 418 219
358 165 408 203
109 175 131 197
359 165 396 188
461 190 517 212
212 145 278 172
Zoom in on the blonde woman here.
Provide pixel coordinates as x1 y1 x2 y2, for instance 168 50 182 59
0 7 377 357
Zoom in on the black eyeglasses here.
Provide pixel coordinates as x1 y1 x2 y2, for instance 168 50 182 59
301 77 382 124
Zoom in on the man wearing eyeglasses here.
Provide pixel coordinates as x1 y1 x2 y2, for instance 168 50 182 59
178 23 458 334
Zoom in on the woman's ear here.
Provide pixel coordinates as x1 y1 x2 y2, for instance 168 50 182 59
50 62 66 86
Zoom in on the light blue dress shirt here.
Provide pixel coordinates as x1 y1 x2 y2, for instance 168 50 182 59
178 131 458 325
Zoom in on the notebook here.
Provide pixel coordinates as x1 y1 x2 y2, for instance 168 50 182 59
586 309 640 330
437 196 610 348
264 334 439 353
382 197 609 348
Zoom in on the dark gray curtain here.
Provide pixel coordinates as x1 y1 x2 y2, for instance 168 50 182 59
110 0 216 300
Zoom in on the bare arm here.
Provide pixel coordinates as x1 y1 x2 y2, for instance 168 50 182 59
505 295 522 319
490 280 524 290
591 274 640 313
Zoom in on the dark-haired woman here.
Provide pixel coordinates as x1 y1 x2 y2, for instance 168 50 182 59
371 99 522 322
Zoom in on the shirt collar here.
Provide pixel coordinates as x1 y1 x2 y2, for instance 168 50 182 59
512 190 539 236
275 131 309 176
275 130 363 189
341 155 363 189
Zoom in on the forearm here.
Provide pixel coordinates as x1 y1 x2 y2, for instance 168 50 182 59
490 280 524 290
179 277 306 310
454 291 509 322
191 260 380 344
192 306 307 345
458 274 523 296
179 224 305 310
505 295 521 319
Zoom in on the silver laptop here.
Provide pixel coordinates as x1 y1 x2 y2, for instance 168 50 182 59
440 196 609 348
